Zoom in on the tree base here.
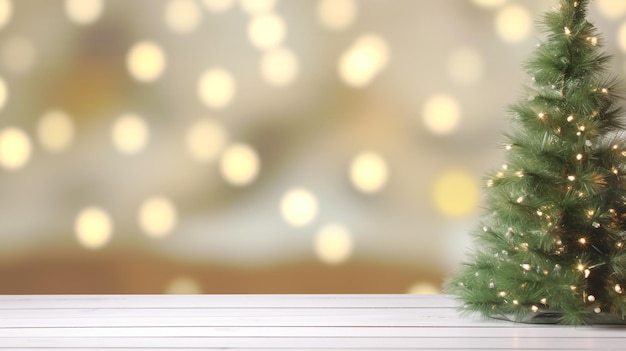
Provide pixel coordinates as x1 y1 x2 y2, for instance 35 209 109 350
492 309 626 325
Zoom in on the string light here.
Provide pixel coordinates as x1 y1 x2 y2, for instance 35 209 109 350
540 298 547 305
588 294 595 302
567 115 574 122
521 263 531 271
594 307 601 313
615 284 623 294
538 112 546 119
513 300 519 305
567 175 576 181
602 88 608 94
499 291 507 297
584 269 591 278
516 196 524 203
531 305 539 312
576 153 583 161
588 36 598 46
564 27 571 35
592 222 601 228
579 237 587 244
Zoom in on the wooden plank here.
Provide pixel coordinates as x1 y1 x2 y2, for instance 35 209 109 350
0 336 622 349
0 326 625 338
0 307 510 328
0 294 455 309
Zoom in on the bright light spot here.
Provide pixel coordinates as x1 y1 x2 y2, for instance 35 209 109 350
111 113 149 155
349 151 388 194
1 36 36 74
202 0 234 12
247 12 286 50
37 110 74 152
139 196 178 238
422 94 462 135
596 0 626 20
0 127 31 170
0 77 7 111
260 47 299 87
446 47 484 85
314 223 353 265
432 169 480 218
471 0 508 8
219 143 260 186
407 282 440 295
198 68 236 109
165 0 202 34
65 0 103 25
338 33 389 87
239 0 275 15
317 0 356 31
0 0 12 29
185 119 228 162
165 276 202 294
280 188 318 227
74 207 112 250
495 4 532 43
126 41 166 83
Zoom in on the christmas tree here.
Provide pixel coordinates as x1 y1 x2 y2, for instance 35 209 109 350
446 0 626 325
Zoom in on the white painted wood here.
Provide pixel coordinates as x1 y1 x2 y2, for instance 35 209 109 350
0 294 622 350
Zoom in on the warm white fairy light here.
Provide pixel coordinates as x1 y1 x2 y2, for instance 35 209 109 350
576 153 583 161
521 263 531 271
588 294 595 302
499 291 507 297
579 125 586 132
540 298 548 305
567 115 574 122
579 238 587 244
592 221 601 228
567 175 576 181
615 284 623 293
536 209 543 216
502 164 508 170
584 269 591 278
512 300 519 305
577 263 585 271
588 36 598 46
531 305 539 312
516 196 524 203
538 112 546 119
602 88 608 94
564 27 571 35
505 144 512 150
594 307 601 313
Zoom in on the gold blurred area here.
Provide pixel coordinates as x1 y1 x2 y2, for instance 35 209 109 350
0 0 625 294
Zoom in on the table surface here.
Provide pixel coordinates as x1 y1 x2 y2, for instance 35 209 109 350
0 294 625 350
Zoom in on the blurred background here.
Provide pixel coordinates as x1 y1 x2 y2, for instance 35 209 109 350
1 0 626 294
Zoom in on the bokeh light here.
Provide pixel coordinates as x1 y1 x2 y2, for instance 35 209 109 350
446 47 484 85
165 276 202 294
219 143 260 186
202 0 234 13
1 36 36 74
495 4 532 43
422 94 462 135
317 0 356 31
126 41 166 83
280 188 318 227
595 0 626 20
74 207 113 250
338 34 389 87
314 223 353 265
407 282 440 294
185 119 228 162
239 0 276 16
164 0 202 34
65 0 103 25
349 151 388 194
260 47 299 87
0 0 11 29
139 196 178 238
198 68 236 109
471 0 508 9
37 110 75 153
0 127 31 170
432 169 480 218
111 113 149 155
247 12 286 50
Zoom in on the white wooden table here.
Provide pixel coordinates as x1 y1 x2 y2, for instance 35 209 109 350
0 294 624 350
